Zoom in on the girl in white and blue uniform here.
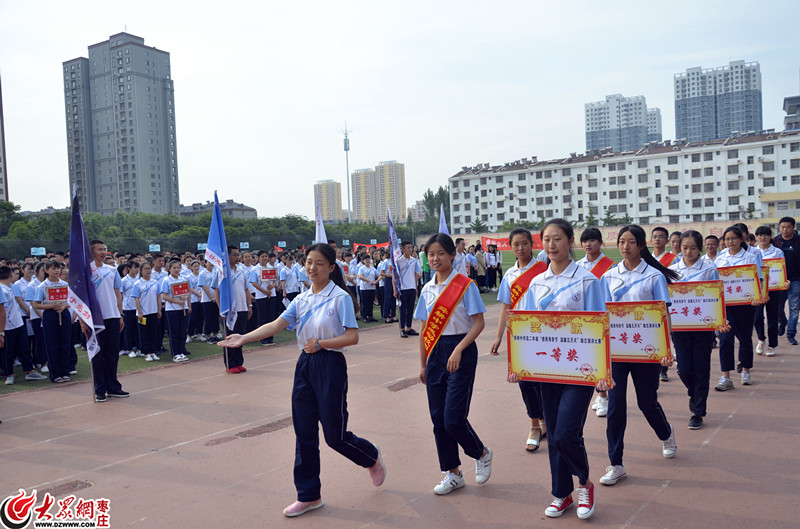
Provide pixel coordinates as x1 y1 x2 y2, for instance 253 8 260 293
600 224 678 488
218 243 385 518
159 259 191 362
754 225 783 358
714 226 763 389
357 255 379 322
377 256 396 322
187 261 203 340
414 233 492 497
121 261 141 357
29 261 72 382
518 219 608 520
281 255 301 302
669 230 721 430
489 228 547 452
199 260 220 341
131 261 162 362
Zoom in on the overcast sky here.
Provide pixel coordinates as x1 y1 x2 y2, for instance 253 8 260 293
1 0 797 219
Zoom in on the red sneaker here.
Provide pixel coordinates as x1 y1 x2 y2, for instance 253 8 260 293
576 481 595 519
228 366 242 373
238 366 247 372
545 495 573 518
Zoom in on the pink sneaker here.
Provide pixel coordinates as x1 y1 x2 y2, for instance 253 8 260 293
282 500 323 517
369 443 386 486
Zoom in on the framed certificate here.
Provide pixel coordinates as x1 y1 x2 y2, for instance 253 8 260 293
506 310 611 386
261 268 277 281
716 264 764 305
667 281 727 332
170 281 190 297
46 285 69 302
606 301 671 363
763 258 788 291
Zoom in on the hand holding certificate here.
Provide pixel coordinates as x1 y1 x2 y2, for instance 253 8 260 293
716 264 764 305
763 258 788 291
667 281 727 332
506 310 611 387
606 301 672 363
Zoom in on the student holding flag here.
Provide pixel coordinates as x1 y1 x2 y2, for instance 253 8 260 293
489 227 548 452
414 233 491 496
218 243 386 517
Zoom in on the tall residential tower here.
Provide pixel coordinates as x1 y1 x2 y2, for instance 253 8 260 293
314 179 344 223
350 160 406 223
63 33 179 214
585 94 661 152
674 60 762 143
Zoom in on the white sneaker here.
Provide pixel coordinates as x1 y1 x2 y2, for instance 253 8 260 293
599 464 627 485
661 423 677 458
433 471 465 495
765 347 776 357
5 375 15 385
69 370 77 375
595 396 608 417
185 336 192 344
40 365 49 373
591 395 600 410
25 371 47 381
741 371 752 385
756 341 765 355
173 354 188 363
153 354 161 361
197 334 208 342
13 360 21 367
145 354 155 362
119 350 128 357
475 447 492 484
128 351 137 358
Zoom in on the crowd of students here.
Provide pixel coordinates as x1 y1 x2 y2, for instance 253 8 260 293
2 217 797 520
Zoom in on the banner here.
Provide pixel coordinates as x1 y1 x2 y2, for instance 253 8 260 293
481 234 542 251
353 241 390 251
763 257 788 291
506 310 611 386
606 301 671 363
667 280 727 331
716 264 764 305
387 203 403 299
439 203 449 235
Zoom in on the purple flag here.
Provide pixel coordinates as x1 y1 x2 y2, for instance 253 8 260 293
387 202 403 303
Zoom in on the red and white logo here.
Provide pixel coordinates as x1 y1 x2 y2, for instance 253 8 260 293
0 489 110 529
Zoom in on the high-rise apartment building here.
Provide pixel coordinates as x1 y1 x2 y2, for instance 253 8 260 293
674 60 762 143
350 161 406 223
585 94 660 152
63 33 179 215
647 108 662 144
314 179 343 223
0 73 8 201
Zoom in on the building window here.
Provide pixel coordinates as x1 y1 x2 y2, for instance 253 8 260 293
727 165 739 175
668 156 678 165
727 181 740 191
691 153 701 162
588 165 597 173
763 145 774 155
691 168 701 178
704 183 714 192
727 149 738 159
692 199 702 207
639 203 649 212
638 174 648 183
692 184 701 193
728 196 739 206
669 201 679 209
763 161 775 171
705 198 714 206
764 177 775 187
747 156 754 165
704 167 713 176
667 171 678 180
637 160 647 168
638 189 648 197
704 152 713 161
792 176 800 185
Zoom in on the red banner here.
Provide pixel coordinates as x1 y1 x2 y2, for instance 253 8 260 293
353 242 390 251
482 234 542 251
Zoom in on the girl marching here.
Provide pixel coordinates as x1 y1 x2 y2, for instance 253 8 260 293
160 259 191 363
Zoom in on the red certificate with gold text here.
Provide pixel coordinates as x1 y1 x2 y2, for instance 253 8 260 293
506 310 611 386
606 301 671 363
763 258 788 291
667 281 727 332
261 268 277 281
46 286 69 302
170 281 189 297
716 264 764 305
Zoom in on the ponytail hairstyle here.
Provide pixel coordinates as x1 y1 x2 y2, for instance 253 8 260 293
425 233 457 258
509 227 533 246
680 230 704 252
305 243 354 303
722 226 748 252
540 218 575 263
617 224 680 284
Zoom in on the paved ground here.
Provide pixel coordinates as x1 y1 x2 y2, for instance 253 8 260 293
1 303 798 528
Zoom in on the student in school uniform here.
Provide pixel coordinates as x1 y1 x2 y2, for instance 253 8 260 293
754 226 783 358
30 261 72 383
599 225 678 487
703 235 720 263
713 226 763 390
485 244 500 291
576 227 616 418
358 255 379 322
160 259 191 363
452 238 468 276
669 231 723 430
378 255 397 323
218 243 386 517
669 231 683 261
132 261 162 362
490 227 548 452
186 260 204 342
23 263 48 372
85 241 128 402
515 219 610 520
466 245 478 282
1 266 46 385
395 242 422 338
121 261 142 358
14 263 35 367
199 260 221 343
218 246 252 373
414 233 492 496
650 226 677 381
249 250 277 346
150 253 168 355
281 254 301 303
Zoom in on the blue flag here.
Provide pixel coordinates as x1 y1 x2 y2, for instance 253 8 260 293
67 191 104 360
387 202 403 304
439 203 449 235
205 192 235 330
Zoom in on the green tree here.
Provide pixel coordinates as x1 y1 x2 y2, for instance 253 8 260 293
584 211 598 228
601 209 618 227
421 185 450 219
0 201 23 237
470 218 488 233
620 213 633 225
745 204 756 219
6 220 34 239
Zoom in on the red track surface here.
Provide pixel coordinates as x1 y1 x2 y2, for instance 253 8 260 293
1 303 797 528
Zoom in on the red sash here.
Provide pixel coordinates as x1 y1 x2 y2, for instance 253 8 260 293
589 256 615 279
509 261 547 309
658 252 676 267
422 273 472 358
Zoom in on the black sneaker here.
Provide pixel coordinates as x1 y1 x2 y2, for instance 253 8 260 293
778 325 786 337
736 363 743 373
659 367 669 382
107 390 130 398
406 329 419 336
95 394 107 403
789 337 798 346
400 331 408 338
688 396 695 414
688 415 703 430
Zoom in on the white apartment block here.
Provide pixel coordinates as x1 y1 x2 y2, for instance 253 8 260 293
449 129 800 234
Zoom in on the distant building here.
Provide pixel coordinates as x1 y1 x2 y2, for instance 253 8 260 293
351 160 406 224
0 73 8 201
313 179 343 222
407 200 427 222
784 93 800 130
64 33 180 215
180 200 257 218
20 206 71 217
647 108 663 143
585 94 660 152
674 60 762 142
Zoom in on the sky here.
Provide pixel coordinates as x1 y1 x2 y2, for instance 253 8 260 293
1 0 798 219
